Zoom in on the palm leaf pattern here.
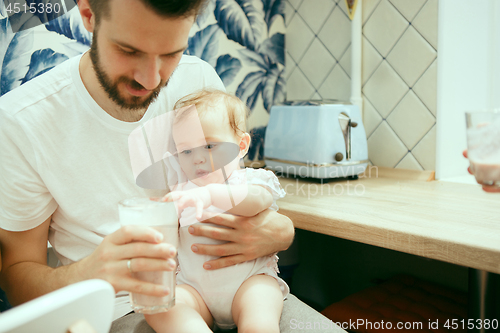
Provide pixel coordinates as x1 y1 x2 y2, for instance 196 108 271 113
22 48 68 84
0 17 34 96
259 32 284 65
185 24 222 68
45 6 91 47
236 70 266 110
262 0 285 31
214 0 267 52
215 54 242 87
193 0 285 115
195 0 215 28
261 64 285 112
0 1 6 18
43 8 91 58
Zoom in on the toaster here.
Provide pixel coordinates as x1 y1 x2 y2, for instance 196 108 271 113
264 102 369 179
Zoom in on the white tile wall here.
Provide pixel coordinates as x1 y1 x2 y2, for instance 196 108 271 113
386 26 436 87
286 0 351 101
363 0 437 171
386 91 435 149
285 0 438 171
413 60 437 116
364 0 408 57
389 0 426 22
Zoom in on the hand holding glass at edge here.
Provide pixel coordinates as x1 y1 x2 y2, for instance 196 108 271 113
118 197 178 314
464 109 500 193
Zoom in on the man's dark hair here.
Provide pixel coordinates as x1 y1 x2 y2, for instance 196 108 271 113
88 0 207 25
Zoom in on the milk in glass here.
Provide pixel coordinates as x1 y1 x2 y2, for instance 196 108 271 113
118 198 178 314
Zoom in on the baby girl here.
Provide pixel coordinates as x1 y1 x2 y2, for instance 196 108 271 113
144 89 289 332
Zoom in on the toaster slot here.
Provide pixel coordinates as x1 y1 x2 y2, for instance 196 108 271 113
338 112 351 161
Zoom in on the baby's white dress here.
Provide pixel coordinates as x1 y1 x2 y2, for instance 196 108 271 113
175 168 290 330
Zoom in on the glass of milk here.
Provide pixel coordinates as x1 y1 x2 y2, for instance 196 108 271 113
466 110 500 188
118 197 178 314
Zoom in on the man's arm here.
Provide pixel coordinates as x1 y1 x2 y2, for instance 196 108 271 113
188 209 294 270
0 216 177 306
0 216 67 305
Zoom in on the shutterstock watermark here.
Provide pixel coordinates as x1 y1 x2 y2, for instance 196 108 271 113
290 318 499 331
290 318 424 331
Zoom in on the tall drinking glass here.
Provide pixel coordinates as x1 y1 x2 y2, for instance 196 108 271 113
466 110 500 188
118 197 178 314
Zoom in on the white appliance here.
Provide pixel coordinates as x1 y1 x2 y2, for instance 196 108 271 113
264 102 369 179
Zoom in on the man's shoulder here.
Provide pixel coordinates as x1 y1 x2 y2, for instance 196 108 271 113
177 54 212 68
174 55 219 78
167 55 224 95
0 56 76 117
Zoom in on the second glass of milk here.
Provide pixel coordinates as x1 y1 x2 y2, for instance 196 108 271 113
466 110 500 188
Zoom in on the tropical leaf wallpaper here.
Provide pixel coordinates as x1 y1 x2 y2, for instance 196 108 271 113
0 0 285 163
188 0 285 163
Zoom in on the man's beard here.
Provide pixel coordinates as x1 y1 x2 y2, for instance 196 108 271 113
89 31 167 111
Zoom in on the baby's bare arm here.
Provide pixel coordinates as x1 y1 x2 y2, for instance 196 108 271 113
206 184 273 216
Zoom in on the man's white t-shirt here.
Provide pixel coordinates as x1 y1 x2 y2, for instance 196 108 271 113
0 53 225 319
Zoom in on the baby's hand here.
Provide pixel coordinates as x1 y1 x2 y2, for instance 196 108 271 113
163 187 212 220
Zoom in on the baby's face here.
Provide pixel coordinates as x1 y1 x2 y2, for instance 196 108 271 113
172 106 241 187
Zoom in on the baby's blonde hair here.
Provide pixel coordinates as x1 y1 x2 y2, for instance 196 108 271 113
173 89 249 138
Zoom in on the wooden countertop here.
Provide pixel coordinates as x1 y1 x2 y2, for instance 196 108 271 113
276 167 500 274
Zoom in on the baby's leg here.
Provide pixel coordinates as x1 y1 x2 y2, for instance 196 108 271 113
232 275 283 333
144 284 213 333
